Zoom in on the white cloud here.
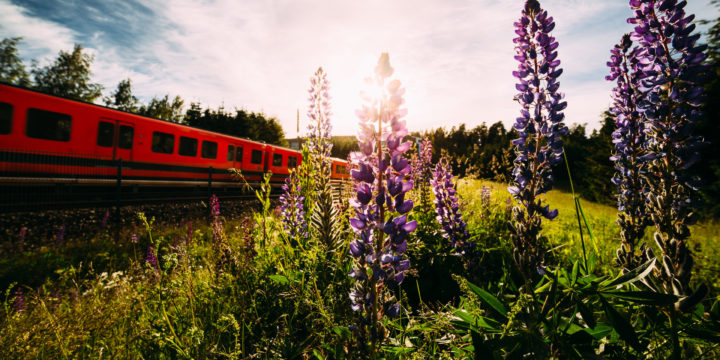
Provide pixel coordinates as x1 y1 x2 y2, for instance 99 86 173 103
0 0 76 62
1 0 718 136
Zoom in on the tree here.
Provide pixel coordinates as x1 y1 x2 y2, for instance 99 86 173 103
0 37 30 86
104 78 139 112
139 94 185 123
184 105 287 146
31 44 103 102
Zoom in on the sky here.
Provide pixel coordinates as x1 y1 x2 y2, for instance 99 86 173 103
1 0 717 137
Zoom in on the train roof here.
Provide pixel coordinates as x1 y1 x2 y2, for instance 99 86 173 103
0 81 274 148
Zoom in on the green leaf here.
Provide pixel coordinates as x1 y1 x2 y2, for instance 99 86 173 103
583 324 613 339
571 260 579 286
312 349 325 360
467 282 507 319
452 309 500 331
599 295 640 352
600 258 655 289
602 291 677 305
268 274 289 285
576 301 596 329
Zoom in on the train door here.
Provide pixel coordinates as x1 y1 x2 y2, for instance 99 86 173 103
98 117 134 162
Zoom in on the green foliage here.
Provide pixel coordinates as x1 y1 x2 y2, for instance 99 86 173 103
185 104 287 146
103 78 140 113
138 94 185 123
0 37 30 86
330 136 360 159
31 44 103 102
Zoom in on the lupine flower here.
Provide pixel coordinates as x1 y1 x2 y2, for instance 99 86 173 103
210 194 224 245
607 33 650 271
56 224 66 246
306 67 333 164
305 67 342 248
626 0 708 303
101 209 110 228
131 233 138 244
146 246 159 272
509 0 568 282
348 53 415 344
411 136 434 213
278 171 308 240
431 157 472 254
12 287 24 313
185 221 193 246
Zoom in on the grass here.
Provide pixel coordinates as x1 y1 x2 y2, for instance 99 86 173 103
458 178 720 291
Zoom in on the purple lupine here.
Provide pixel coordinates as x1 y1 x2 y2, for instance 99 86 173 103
626 0 707 302
101 209 110 228
56 224 66 246
130 233 139 244
607 33 650 271
278 171 308 240
509 0 568 282
12 287 24 313
185 221 193 246
146 246 159 272
210 194 223 245
349 53 415 345
431 157 472 255
306 67 333 163
411 136 434 213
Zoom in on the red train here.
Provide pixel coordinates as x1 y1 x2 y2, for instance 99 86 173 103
0 82 350 191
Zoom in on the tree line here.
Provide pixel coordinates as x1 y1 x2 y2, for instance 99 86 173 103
0 38 286 145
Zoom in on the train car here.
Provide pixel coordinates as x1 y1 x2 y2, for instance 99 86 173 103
0 83 347 194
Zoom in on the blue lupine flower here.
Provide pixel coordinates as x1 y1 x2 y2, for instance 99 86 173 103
348 53 416 342
626 0 708 300
431 157 472 255
509 0 568 282
278 171 308 240
607 33 650 271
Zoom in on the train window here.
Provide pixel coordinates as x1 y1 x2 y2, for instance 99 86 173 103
97 121 114 147
288 156 297 168
273 153 282 166
26 108 71 142
0 102 12 135
236 147 243 162
178 136 198 157
119 125 133 149
251 149 263 164
201 140 218 159
151 131 174 154
227 145 235 161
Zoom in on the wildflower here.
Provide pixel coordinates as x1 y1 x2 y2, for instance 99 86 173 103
146 246 159 272
411 136 434 213
56 224 66 246
185 221 193 246
431 157 472 254
130 233 139 244
306 67 342 248
348 53 415 345
627 0 708 302
509 0 568 282
278 171 308 240
101 209 109 228
607 33 650 271
12 287 24 313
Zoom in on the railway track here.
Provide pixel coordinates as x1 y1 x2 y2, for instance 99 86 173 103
0 176 350 213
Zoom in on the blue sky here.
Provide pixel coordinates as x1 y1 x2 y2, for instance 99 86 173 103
1 0 717 136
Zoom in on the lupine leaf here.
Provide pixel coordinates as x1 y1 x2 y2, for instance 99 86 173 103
600 258 655 289
599 295 640 352
466 282 507 319
602 290 677 305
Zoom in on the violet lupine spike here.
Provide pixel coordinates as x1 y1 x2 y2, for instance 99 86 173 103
348 53 415 343
146 246 159 272
626 0 708 304
411 137 434 213
607 33 650 272
431 157 472 255
278 171 308 240
306 67 334 164
210 194 222 245
509 0 568 282
12 287 24 314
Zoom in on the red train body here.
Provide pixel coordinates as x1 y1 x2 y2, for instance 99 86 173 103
0 83 350 189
